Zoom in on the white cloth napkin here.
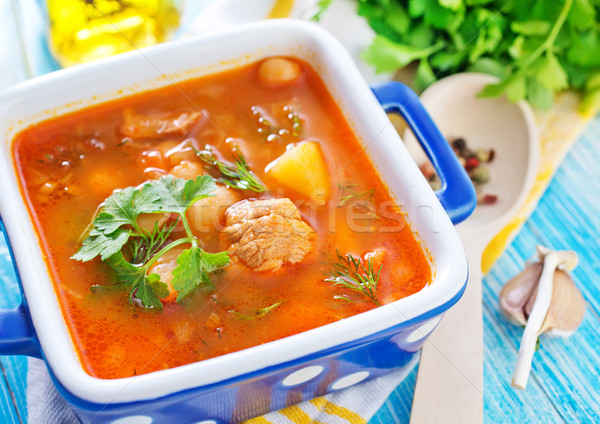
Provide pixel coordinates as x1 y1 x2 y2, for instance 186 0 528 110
27 354 418 424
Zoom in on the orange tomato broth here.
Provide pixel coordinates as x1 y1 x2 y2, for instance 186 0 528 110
13 58 431 379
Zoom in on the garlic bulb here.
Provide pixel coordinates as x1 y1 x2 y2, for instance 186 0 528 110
500 263 585 336
498 246 586 390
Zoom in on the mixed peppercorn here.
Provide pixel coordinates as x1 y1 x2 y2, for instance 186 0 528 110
420 137 497 205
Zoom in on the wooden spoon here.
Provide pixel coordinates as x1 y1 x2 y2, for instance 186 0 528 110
406 73 539 423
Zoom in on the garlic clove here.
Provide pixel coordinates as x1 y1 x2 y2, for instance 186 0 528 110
499 263 542 326
537 245 578 271
524 269 586 335
502 246 585 391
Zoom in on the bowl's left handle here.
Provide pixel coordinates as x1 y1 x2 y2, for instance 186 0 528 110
0 215 42 358
371 82 477 224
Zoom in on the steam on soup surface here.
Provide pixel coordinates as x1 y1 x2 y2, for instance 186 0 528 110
14 57 432 379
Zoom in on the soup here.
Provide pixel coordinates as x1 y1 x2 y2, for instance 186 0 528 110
13 57 431 379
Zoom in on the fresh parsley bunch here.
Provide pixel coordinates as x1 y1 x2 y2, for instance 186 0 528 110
320 0 600 114
73 175 229 310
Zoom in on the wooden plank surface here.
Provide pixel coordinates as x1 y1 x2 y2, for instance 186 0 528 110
371 118 600 424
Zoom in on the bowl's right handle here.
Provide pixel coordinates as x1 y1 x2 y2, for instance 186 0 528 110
371 82 477 225
0 214 42 358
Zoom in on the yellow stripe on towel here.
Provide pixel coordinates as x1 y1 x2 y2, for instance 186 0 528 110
280 405 314 423
309 398 366 424
244 416 273 424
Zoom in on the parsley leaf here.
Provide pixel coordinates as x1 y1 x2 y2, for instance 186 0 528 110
362 35 445 73
93 185 161 235
171 246 230 302
73 175 230 310
107 252 167 310
149 174 216 216
351 0 599 112
72 228 130 261
532 51 569 92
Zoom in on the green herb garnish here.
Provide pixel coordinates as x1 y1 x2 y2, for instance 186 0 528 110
128 220 177 265
196 147 266 193
337 182 376 207
325 251 382 306
317 0 600 113
229 301 285 320
72 175 230 309
337 182 379 219
312 0 334 21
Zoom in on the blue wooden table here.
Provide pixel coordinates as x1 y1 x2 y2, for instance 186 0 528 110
1 1 600 422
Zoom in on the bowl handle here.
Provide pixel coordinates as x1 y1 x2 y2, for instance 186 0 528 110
0 215 42 358
371 82 476 224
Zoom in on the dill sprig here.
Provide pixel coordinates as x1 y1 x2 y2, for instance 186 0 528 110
338 187 376 207
325 251 382 306
129 219 177 265
337 182 379 219
196 147 266 193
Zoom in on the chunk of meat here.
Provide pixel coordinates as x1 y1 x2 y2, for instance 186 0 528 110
204 312 223 335
223 198 314 272
119 108 203 139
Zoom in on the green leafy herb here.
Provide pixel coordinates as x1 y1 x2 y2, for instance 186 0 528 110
73 175 230 310
337 182 379 219
171 247 229 302
312 0 333 21
325 251 382 306
337 182 376 207
128 220 177 265
229 301 285 320
362 36 445 73
196 147 266 193
319 0 600 114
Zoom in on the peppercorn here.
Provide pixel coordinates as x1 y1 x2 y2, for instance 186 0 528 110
465 157 480 171
452 138 466 151
479 194 498 205
471 166 490 184
475 148 492 163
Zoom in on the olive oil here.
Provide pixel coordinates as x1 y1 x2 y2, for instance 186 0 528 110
46 0 181 67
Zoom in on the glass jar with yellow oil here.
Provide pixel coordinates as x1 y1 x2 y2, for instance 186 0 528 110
46 0 182 67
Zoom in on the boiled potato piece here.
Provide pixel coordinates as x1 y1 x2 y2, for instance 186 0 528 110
267 141 330 205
